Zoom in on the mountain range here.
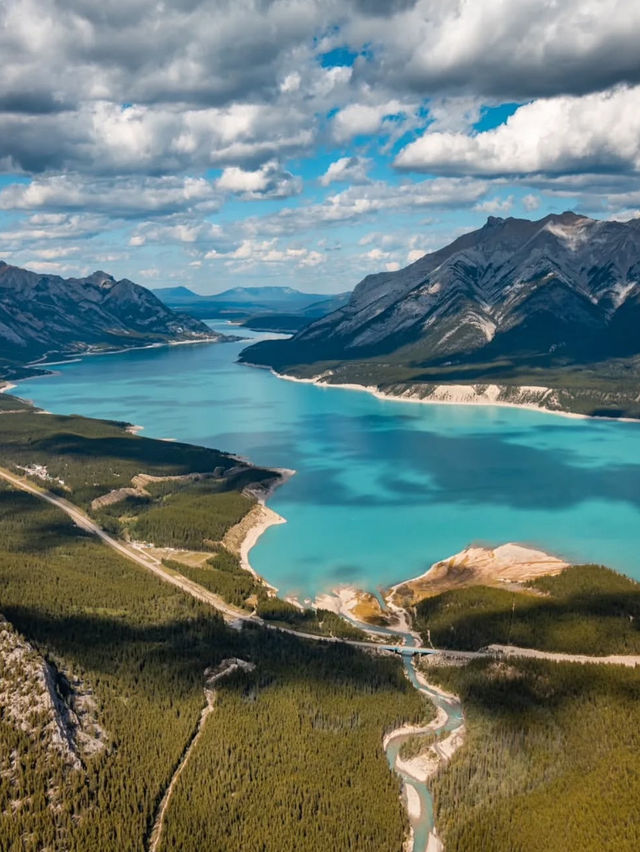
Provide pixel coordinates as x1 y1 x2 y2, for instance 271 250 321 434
242 213 640 418
152 285 350 330
0 262 222 379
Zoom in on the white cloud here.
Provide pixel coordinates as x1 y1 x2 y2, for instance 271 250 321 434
19 259 82 274
522 193 541 211
31 245 79 260
0 212 105 248
130 220 228 251
427 96 483 133
217 160 302 198
474 195 513 214
0 100 315 175
0 174 220 216
395 86 640 176
138 267 161 279
1 0 639 184
213 238 326 269
2 0 640 295
344 0 640 100
251 177 488 236
332 101 407 143
361 247 389 261
280 72 301 93
319 156 370 186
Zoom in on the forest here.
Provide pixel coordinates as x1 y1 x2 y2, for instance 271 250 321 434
0 480 428 851
413 564 640 654
0 398 275 508
427 657 640 851
0 396 369 639
3 390 640 851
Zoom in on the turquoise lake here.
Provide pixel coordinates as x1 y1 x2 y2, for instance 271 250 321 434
16 324 640 600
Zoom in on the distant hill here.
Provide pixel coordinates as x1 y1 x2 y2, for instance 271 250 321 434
152 284 351 329
241 213 640 418
0 262 224 380
151 286 202 304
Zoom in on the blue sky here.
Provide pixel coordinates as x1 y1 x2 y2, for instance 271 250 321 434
1 1 639 294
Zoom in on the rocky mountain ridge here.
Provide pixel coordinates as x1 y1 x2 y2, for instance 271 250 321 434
243 212 640 365
0 262 223 378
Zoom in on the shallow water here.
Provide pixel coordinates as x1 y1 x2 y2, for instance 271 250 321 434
17 323 640 598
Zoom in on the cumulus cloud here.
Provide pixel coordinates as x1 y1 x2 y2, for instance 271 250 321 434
426 96 483 133
395 87 640 176
217 160 302 198
0 174 221 216
2 0 639 292
265 177 488 233
319 156 371 186
3 1 636 126
0 212 105 248
522 193 541 211
361 247 389 261
344 0 640 99
214 238 326 269
0 101 315 174
129 220 230 252
2 0 639 184
475 195 514 214
331 100 411 143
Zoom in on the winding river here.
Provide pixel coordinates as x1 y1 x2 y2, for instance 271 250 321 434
389 647 463 852
345 613 464 852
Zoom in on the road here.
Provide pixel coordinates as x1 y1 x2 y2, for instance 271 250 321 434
0 465 252 624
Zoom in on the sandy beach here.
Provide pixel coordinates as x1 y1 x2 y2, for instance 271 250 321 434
222 467 295 593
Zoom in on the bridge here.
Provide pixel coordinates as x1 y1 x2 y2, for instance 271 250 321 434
350 641 438 657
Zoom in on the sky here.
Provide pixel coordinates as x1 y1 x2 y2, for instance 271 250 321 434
1 1 640 295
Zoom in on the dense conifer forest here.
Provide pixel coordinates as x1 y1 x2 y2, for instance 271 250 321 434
427 658 640 851
0 398 426 851
413 564 640 654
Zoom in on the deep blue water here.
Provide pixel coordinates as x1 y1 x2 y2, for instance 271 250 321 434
16 325 640 599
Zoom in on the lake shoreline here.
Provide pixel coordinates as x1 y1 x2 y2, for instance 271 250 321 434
226 467 296 594
0 334 229 386
244 363 640 424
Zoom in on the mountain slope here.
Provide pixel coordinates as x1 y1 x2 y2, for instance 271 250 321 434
0 262 223 378
241 213 640 418
244 213 640 367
